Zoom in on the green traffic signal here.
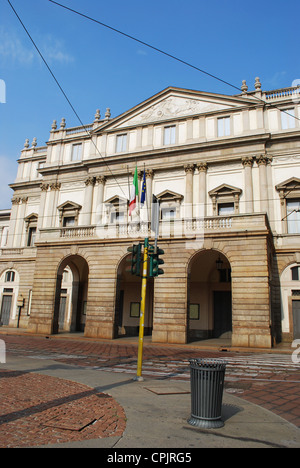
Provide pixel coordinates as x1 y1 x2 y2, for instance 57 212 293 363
127 244 142 276
149 246 164 277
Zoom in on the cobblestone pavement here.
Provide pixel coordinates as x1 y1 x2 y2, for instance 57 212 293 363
1 333 300 447
0 369 126 448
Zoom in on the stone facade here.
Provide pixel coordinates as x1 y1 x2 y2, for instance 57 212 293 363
1 80 300 348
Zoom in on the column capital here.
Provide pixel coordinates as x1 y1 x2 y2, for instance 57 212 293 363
256 155 272 166
50 182 61 191
145 169 154 179
197 162 208 172
11 197 21 205
242 157 254 168
40 183 49 192
95 175 106 185
184 163 195 174
85 176 95 186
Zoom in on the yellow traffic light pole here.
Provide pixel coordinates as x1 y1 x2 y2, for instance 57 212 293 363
134 237 149 381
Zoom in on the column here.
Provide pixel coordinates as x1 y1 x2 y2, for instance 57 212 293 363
48 182 61 227
6 197 20 247
242 157 254 213
257 155 271 214
197 162 207 218
14 197 27 247
95 175 106 225
37 183 49 232
184 164 195 219
82 177 95 225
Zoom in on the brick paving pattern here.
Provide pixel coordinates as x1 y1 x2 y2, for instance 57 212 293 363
1 333 300 447
0 369 126 448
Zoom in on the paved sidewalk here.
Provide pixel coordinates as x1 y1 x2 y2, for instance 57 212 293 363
1 354 300 448
1 332 300 428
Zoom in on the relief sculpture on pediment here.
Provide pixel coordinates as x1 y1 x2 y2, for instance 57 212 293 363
129 96 229 124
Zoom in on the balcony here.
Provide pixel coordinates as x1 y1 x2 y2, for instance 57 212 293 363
36 213 270 244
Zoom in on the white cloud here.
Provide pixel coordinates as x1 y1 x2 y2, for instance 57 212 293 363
40 35 74 65
0 27 35 65
0 27 74 67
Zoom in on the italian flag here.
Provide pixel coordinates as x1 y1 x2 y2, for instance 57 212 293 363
129 166 139 216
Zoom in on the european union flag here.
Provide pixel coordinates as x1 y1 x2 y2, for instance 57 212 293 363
140 171 146 206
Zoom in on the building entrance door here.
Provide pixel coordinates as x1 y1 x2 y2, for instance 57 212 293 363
213 291 232 338
293 300 300 339
58 295 67 330
0 295 12 326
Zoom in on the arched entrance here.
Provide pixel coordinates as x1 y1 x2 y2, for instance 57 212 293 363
280 263 300 340
53 255 89 334
115 254 153 338
187 249 232 342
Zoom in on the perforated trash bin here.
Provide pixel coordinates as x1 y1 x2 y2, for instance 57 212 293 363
188 358 226 429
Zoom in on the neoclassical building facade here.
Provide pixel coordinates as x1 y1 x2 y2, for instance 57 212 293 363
1 79 300 348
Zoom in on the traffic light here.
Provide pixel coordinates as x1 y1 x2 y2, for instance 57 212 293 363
149 246 164 277
127 244 142 276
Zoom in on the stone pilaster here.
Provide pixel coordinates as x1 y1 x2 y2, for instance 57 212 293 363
82 177 95 225
197 162 208 218
184 164 195 219
242 157 254 213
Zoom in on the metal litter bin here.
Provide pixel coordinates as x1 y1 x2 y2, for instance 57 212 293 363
188 358 226 429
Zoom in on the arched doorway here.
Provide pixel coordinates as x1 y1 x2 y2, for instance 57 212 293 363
0 269 20 326
280 263 300 340
115 254 153 338
187 249 232 342
53 255 89 334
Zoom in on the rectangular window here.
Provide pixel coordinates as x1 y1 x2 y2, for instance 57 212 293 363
287 199 300 234
63 217 75 227
130 302 140 318
71 143 82 161
218 203 234 215
164 126 176 145
27 227 36 247
292 267 300 281
116 134 127 153
5 271 15 282
161 208 176 220
281 108 295 130
189 304 200 320
217 117 231 137
110 211 125 223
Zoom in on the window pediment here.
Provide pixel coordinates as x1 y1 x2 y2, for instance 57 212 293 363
276 178 300 198
209 184 242 198
156 190 184 203
57 201 82 226
209 184 242 216
104 195 128 207
24 213 38 231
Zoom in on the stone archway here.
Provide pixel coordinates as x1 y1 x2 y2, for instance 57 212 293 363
53 255 89 334
114 254 154 338
187 249 232 342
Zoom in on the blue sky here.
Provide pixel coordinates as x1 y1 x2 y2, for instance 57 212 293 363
0 0 299 209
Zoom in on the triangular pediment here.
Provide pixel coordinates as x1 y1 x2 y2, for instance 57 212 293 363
104 195 128 206
57 201 82 211
209 184 242 197
156 190 184 202
276 177 300 192
93 87 256 132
